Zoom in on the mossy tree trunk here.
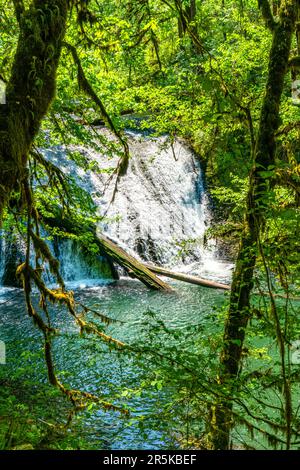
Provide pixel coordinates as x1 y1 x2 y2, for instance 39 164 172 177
0 0 69 220
208 0 297 450
177 0 196 36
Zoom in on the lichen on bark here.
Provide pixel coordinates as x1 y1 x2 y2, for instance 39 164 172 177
0 0 69 220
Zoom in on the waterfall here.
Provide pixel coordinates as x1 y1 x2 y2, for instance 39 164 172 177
0 130 231 287
0 233 115 288
43 130 231 281
49 238 115 287
100 132 213 269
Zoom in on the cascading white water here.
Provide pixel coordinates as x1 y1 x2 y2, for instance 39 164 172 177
43 129 232 282
49 238 114 287
0 129 232 286
0 232 115 288
100 132 213 268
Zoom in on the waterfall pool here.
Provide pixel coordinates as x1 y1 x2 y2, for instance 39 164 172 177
0 278 228 449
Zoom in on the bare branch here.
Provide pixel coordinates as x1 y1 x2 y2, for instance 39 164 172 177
64 42 130 176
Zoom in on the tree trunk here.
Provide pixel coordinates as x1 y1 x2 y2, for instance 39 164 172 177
208 0 297 450
40 207 173 291
177 0 198 45
95 234 173 291
144 263 230 290
0 1 69 221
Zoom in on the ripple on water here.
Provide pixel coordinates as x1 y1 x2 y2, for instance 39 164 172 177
0 279 227 449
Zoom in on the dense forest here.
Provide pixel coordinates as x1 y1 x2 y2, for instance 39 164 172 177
0 0 300 452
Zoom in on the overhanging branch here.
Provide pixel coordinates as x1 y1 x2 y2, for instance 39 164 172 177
63 42 130 178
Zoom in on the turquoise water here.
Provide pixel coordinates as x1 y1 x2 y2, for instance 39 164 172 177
0 280 226 449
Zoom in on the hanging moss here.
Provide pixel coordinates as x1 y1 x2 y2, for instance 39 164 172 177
0 1 69 220
209 0 298 450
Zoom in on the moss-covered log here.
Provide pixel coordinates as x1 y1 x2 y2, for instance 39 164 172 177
95 234 173 291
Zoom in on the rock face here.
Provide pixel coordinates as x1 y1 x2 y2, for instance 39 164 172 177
0 230 24 287
0 232 117 287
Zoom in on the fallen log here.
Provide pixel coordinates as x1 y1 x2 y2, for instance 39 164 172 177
95 233 173 291
40 206 172 291
144 263 231 290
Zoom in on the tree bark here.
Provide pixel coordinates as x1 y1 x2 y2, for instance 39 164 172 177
95 234 173 291
0 0 69 221
208 0 297 450
144 263 230 290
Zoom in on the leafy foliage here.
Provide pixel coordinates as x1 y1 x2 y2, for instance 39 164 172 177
0 0 300 451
